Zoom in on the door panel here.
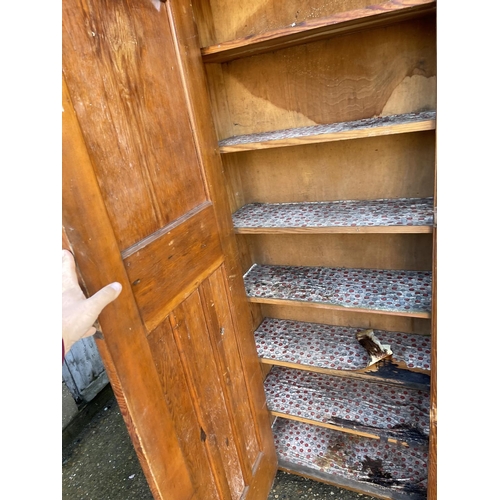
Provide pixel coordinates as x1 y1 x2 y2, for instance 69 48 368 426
62 0 277 499
170 288 246 499
123 202 224 333
200 267 261 471
62 0 208 250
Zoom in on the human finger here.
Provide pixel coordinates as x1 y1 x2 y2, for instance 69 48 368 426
83 282 122 321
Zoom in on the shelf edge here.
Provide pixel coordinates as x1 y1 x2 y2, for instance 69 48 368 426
202 0 436 64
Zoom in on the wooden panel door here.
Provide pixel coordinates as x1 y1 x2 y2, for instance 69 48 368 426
62 1 277 499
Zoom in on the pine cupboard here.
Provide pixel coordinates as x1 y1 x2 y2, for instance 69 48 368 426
62 1 436 499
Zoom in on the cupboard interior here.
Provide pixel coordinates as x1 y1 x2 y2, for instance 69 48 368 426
192 1 436 498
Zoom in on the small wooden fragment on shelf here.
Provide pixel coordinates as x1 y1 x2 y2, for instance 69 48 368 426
254 317 431 388
357 329 393 367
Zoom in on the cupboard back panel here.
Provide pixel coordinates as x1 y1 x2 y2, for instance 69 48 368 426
261 304 431 335
197 0 378 46
243 233 433 270
207 16 436 138
223 132 435 207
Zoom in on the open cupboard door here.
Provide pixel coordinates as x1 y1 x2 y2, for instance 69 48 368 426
62 1 277 499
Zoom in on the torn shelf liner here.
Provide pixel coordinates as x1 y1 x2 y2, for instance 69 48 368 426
255 318 431 372
244 265 432 314
273 418 428 496
265 366 430 441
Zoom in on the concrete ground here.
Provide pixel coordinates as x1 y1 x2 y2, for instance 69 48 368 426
62 385 377 500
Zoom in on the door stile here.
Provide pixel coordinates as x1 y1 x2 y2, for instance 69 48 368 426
63 75 196 499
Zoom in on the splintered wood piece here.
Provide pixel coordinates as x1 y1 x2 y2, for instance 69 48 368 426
357 329 393 367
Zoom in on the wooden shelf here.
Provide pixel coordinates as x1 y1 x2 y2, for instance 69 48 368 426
232 197 434 234
265 366 429 447
255 318 430 388
244 265 432 318
274 418 428 499
218 111 436 153
201 0 436 64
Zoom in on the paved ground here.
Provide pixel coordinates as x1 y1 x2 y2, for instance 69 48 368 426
62 386 377 500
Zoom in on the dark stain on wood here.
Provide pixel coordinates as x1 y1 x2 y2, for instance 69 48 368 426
364 358 430 389
361 457 396 487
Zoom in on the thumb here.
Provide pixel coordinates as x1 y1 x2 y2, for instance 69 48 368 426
85 282 122 318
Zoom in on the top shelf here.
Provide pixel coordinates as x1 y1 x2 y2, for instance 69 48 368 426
201 0 436 63
218 111 436 153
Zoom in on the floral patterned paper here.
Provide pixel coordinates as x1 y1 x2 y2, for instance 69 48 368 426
254 317 431 371
220 111 436 148
274 418 428 496
265 367 430 440
244 265 432 314
233 198 433 229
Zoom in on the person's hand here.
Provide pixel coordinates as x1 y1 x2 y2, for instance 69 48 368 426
62 249 122 355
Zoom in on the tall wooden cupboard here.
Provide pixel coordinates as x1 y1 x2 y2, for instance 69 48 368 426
62 1 437 499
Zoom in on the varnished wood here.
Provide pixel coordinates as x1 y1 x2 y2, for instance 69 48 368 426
219 111 435 152
249 297 431 319
123 203 224 333
165 3 279 497
260 358 430 385
236 226 432 234
63 0 278 498
62 0 208 251
169 291 246 499
271 411 386 441
261 304 431 335
206 17 436 136
63 74 195 499
222 132 436 207
200 268 261 479
147 320 220 498
64 0 436 496
243 234 433 271
201 0 436 63
427 171 437 500
198 0 377 46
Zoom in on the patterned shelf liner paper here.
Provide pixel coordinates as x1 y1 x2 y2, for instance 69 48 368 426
244 265 432 315
274 418 428 498
254 318 431 372
265 366 430 443
219 111 436 148
232 198 434 229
